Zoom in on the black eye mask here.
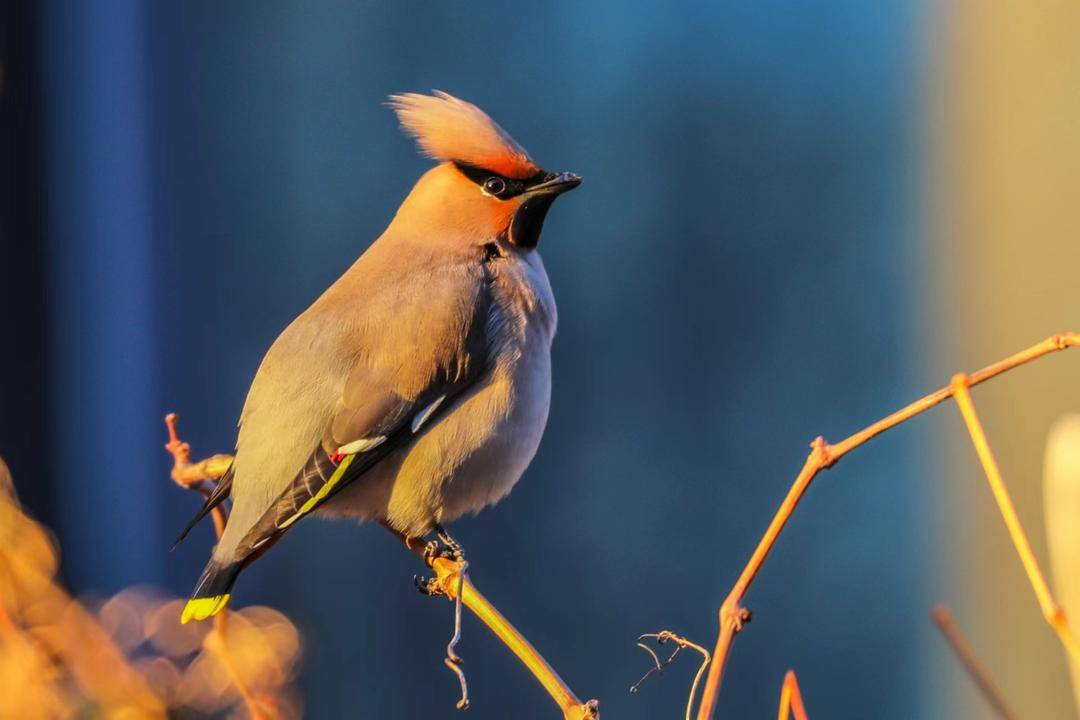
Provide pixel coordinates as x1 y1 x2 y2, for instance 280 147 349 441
453 162 549 200
453 162 570 249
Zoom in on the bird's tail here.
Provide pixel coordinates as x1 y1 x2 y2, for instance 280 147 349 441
181 558 242 624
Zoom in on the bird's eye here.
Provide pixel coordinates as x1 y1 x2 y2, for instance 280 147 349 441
482 177 506 197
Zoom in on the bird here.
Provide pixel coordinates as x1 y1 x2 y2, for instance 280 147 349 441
176 91 581 623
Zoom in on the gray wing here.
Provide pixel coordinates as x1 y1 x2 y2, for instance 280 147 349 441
229 262 493 561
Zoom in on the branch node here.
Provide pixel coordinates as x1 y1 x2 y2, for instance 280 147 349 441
950 372 970 392
1044 602 1067 629
720 602 751 633
564 699 600 720
1051 332 1078 350
164 413 233 490
809 436 837 469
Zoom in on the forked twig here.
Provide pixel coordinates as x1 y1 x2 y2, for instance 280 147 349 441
165 413 231 536
951 376 1080 663
931 605 1016 720
687 332 1079 720
165 414 234 486
631 642 663 687
630 631 710 720
777 670 809 720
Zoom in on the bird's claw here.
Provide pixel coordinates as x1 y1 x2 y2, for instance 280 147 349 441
423 535 465 565
435 525 466 563
422 540 443 565
442 544 465 563
414 574 441 596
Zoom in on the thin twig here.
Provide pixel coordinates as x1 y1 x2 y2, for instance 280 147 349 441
951 376 1080 662
691 332 1079 720
630 631 710 720
631 641 664 689
777 670 809 720
409 544 599 720
164 413 267 719
931 605 1016 720
443 559 470 710
165 413 233 491
165 413 230 535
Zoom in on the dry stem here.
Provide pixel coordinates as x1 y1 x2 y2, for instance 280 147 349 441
412 546 599 720
776 670 808 720
690 332 1079 720
951 376 1080 662
164 414 267 720
931 604 1016 720
165 413 230 537
630 630 710 720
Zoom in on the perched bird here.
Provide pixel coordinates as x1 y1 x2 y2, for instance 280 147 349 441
177 91 580 623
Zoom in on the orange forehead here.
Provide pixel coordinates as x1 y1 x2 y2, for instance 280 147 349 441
388 91 540 180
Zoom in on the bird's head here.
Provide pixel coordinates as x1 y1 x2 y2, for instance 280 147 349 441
387 91 580 250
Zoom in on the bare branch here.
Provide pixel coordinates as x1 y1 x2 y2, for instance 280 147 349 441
407 543 599 719
692 332 1079 720
931 605 1016 720
165 413 233 488
777 669 809 720
952 375 1080 661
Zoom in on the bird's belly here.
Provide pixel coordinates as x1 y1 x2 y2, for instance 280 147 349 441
434 348 551 525
324 337 551 538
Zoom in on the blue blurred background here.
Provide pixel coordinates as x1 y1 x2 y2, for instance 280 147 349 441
3 1 933 717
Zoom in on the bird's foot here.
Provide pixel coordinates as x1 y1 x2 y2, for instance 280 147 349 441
421 539 456 565
435 524 466 563
413 573 441 596
414 527 467 598
419 528 465 566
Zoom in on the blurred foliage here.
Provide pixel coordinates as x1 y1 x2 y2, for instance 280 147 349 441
1045 415 1080 716
0 457 303 719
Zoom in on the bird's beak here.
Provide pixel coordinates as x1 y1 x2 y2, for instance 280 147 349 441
525 171 582 196
509 171 581 248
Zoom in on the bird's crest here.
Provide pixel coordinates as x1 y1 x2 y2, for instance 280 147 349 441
388 91 539 180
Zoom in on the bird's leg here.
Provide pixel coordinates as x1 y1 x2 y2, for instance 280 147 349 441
377 520 466 595
383 521 471 707
414 573 441 596
415 526 465 595
434 524 466 562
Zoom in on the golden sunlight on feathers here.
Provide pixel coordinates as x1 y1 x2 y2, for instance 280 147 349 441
388 90 539 179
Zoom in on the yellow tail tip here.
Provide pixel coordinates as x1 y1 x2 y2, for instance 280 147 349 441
180 594 231 624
